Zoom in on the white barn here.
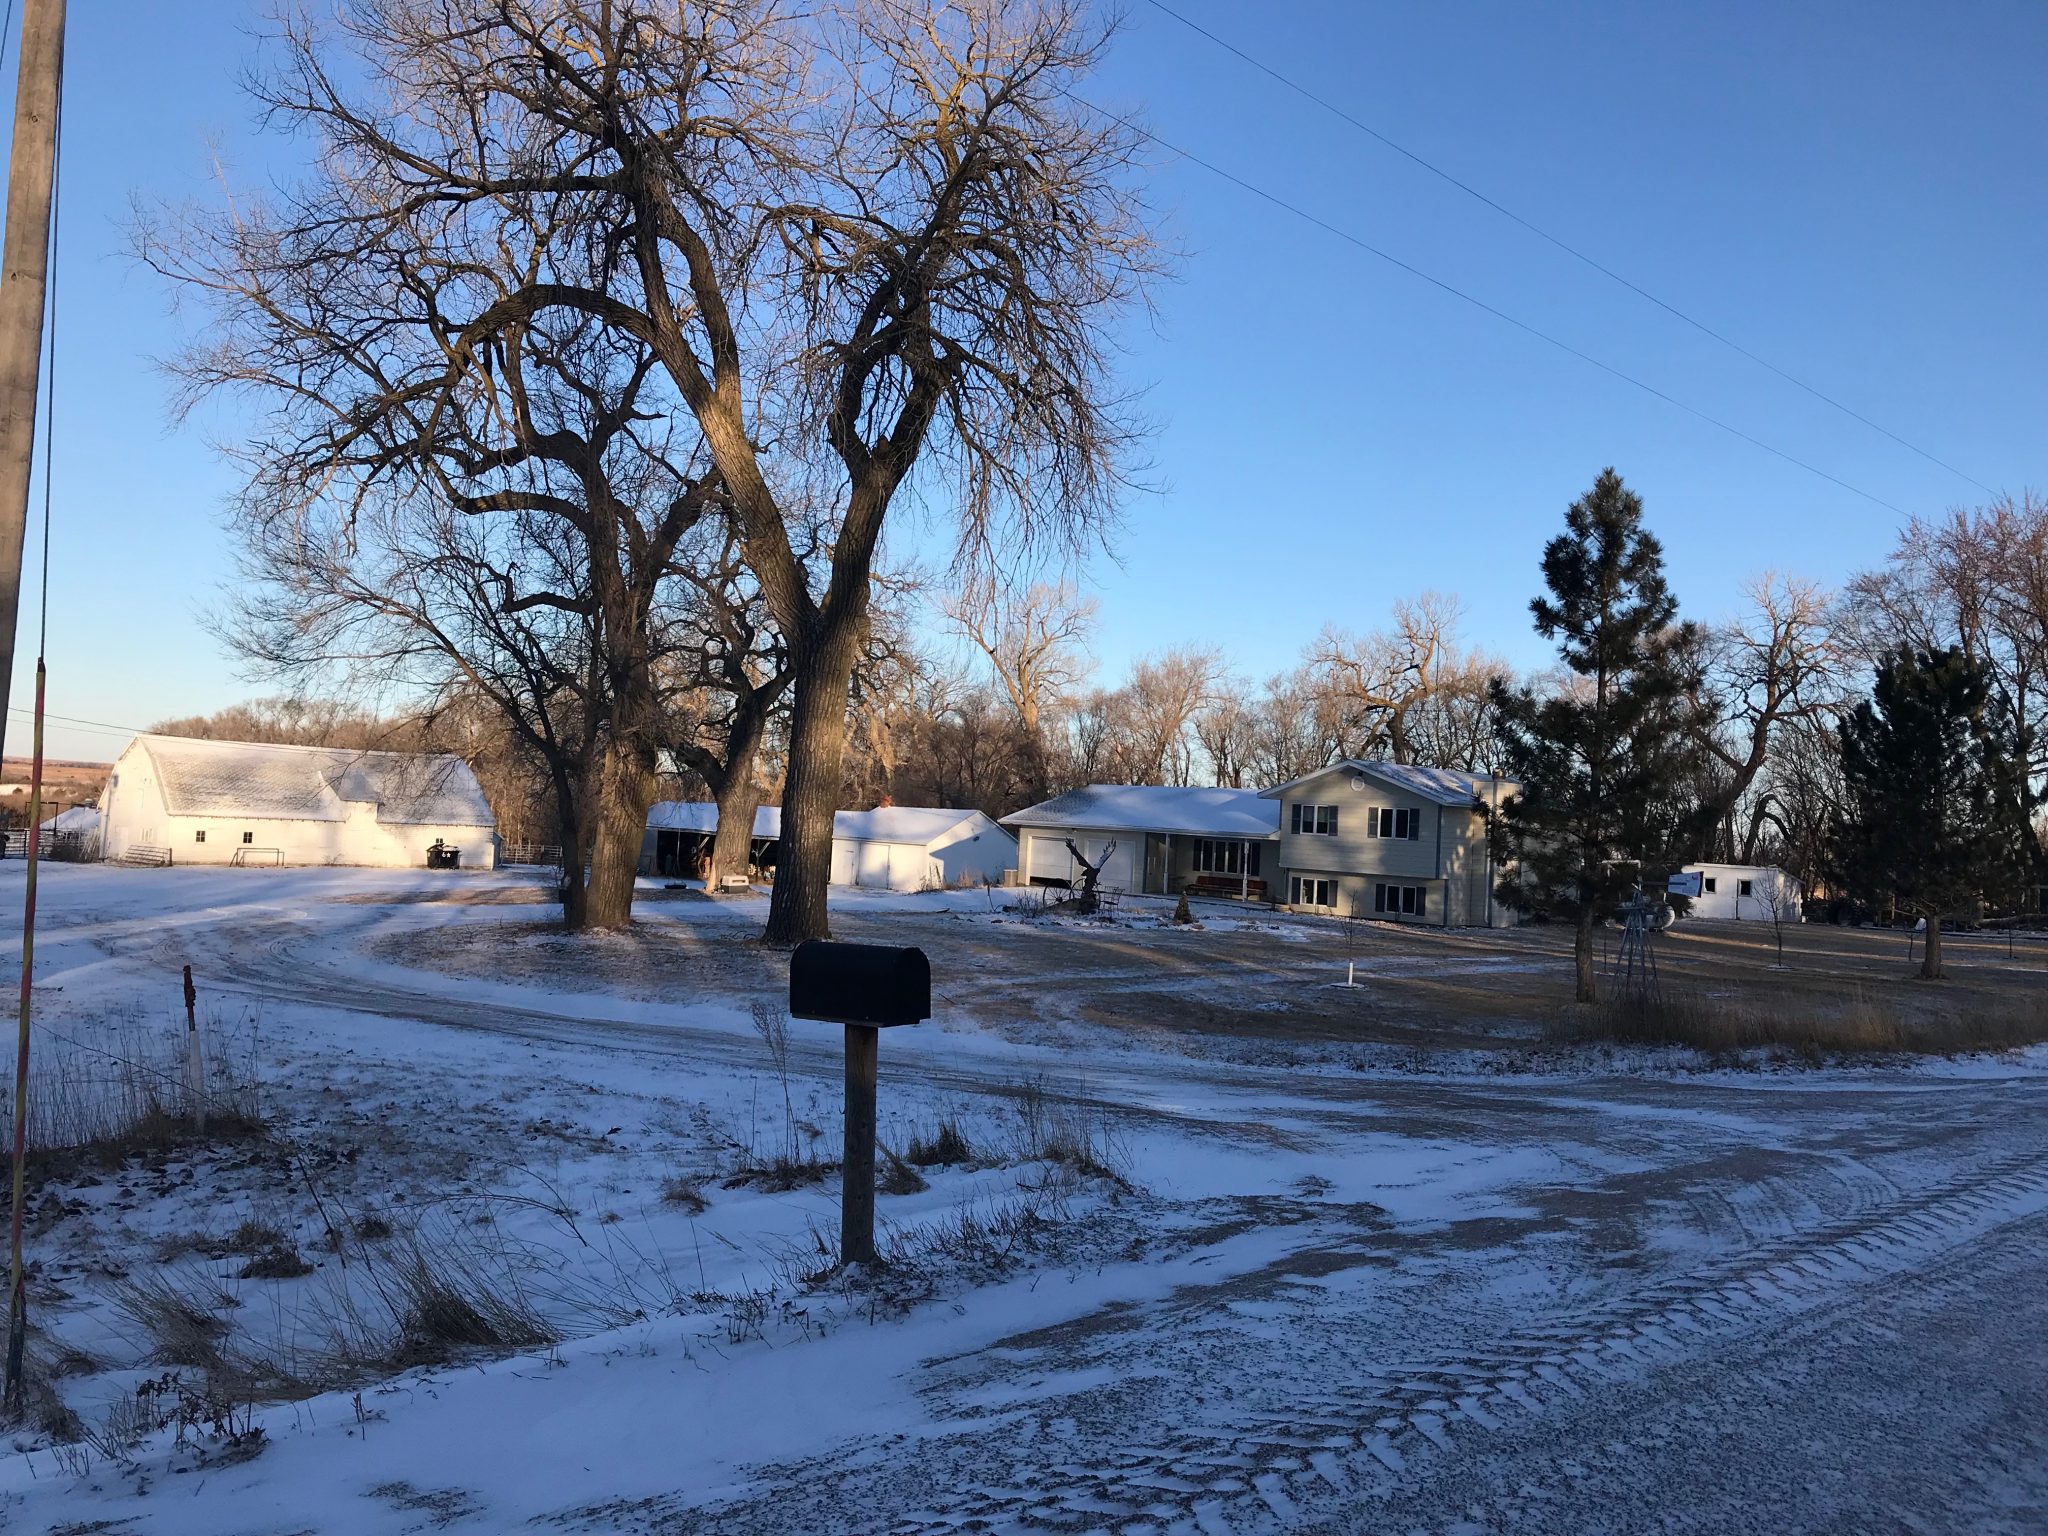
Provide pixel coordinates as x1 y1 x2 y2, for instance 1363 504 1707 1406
99 735 497 868
644 802 1015 891
1677 862 1803 922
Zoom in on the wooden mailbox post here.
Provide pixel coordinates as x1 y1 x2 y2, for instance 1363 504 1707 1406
788 940 931 1267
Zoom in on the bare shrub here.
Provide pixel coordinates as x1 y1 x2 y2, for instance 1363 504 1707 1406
659 1176 709 1214
906 1120 973 1168
878 1148 928 1197
1008 1076 1128 1187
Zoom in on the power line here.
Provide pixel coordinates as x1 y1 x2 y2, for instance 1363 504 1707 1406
1138 0 1992 498
6 706 144 738
1080 94 1913 518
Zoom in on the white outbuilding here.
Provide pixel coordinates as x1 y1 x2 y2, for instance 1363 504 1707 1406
98 735 497 868
1675 862 1803 922
644 802 1015 891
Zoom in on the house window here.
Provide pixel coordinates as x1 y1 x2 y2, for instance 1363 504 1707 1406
1738 878 1754 898
1374 882 1427 917
1368 807 1421 840
1703 876 1717 894
194 830 206 844
1192 839 1255 876
242 831 254 844
1292 804 1338 836
1290 876 1334 909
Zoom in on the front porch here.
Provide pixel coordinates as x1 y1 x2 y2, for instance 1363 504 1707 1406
1140 831 1271 901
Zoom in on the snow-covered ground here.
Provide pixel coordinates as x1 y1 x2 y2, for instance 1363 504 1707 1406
3 864 2044 1532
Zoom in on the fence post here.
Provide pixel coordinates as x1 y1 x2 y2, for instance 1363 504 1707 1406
182 965 203 1134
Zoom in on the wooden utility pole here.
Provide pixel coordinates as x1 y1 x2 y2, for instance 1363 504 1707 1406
0 0 67 764
0 0 65 1423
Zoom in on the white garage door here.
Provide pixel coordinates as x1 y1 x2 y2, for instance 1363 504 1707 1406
1046 832 1135 893
856 840 893 887
889 843 930 891
830 839 857 886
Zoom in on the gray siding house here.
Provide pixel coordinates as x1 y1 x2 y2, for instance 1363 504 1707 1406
1260 760 1519 927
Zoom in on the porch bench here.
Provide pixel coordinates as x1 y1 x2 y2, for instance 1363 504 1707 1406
1189 874 1266 899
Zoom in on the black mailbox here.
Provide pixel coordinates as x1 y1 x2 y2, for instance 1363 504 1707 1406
789 941 931 1028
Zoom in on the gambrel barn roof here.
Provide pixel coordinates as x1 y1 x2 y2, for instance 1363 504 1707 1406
131 735 495 827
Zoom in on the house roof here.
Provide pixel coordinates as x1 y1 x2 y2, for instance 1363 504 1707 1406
1258 759 1513 809
647 801 780 837
130 735 495 827
644 803 1004 847
1000 785 1281 839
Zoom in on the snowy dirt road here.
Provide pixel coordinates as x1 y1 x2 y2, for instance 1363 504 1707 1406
6 867 2046 1534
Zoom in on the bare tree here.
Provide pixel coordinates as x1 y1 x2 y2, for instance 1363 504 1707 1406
658 519 794 889
1194 683 1261 787
1846 494 2048 777
1249 667 1344 787
189 2 1158 942
1688 573 1849 862
942 577 1096 797
1123 646 1225 785
1309 592 1467 763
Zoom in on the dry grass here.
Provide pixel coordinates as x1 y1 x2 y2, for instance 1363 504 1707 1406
905 1120 973 1167
2 1004 264 1182
1555 984 2048 1057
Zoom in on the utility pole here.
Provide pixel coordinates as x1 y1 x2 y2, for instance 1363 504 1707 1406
0 0 67 765
0 0 65 1424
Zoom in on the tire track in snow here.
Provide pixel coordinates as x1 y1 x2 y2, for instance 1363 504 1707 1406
630 1150 2048 1536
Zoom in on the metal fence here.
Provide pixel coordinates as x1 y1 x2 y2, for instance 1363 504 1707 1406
498 841 565 867
0 829 97 862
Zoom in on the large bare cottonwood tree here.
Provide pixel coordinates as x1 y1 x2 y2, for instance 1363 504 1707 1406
187 1 1158 942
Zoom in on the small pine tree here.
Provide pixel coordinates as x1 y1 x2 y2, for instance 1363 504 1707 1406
1490 469 1710 1002
1832 647 2039 979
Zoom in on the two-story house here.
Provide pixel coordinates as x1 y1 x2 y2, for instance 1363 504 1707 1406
1259 760 1520 927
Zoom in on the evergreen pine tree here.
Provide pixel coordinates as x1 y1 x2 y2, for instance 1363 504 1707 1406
1490 469 1710 1002
1832 646 2040 979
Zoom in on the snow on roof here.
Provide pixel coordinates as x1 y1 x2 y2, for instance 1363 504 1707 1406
1259 759 1512 808
132 735 495 827
834 806 989 844
644 803 998 846
40 805 100 834
1001 785 1281 838
647 802 781 837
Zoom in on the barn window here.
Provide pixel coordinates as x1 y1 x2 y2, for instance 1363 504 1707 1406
1703 876 1717 894
242 831 254 844
194 830 206 843
1738 878 1753 898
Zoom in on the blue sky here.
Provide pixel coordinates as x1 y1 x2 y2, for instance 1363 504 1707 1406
5 0 2044 763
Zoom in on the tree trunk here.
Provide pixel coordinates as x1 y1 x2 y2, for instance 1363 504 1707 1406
548 754 590 929
766 626 862 945
1920 913 1944 980
707 775 764 892
1574 905 1598 1003
582 736 654 930
558 816 589 929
